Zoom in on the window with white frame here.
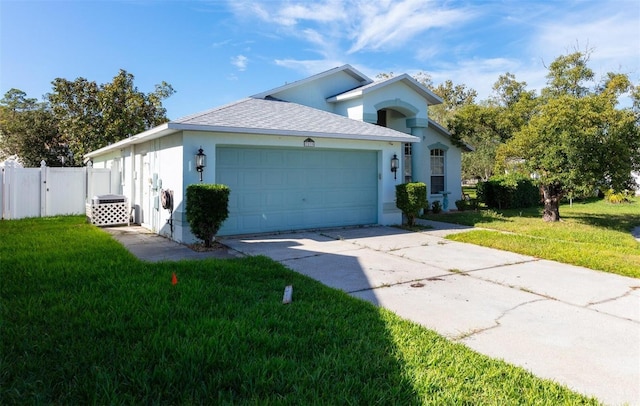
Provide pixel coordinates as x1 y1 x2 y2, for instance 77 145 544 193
403 143 412 182
430 148 445 194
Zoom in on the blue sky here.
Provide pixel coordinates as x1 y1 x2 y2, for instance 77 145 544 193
1 0 639 120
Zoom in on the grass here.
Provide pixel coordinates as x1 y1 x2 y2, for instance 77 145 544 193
0 216 599 404
424 197 640 278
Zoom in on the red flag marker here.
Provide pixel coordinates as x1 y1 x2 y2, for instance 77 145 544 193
171 272 178 285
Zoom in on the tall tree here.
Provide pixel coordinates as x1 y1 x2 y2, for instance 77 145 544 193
497 52 639 221
0 89 67 166
542 51 595 98
449 74 538 181
48 77 102 166
47 70 174 164
429 79 477 125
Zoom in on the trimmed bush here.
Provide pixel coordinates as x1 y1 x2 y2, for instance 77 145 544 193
455 199 466 211
396 182 428 226
478 174 540 210
431 200 442 214
186 184 230 247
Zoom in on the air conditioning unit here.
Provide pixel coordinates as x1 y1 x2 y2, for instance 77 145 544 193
86 194 130 226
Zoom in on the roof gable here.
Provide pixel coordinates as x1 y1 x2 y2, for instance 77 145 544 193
251 64 372 100
327 73 443 106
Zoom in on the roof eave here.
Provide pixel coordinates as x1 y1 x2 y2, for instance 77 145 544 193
84 123 178 158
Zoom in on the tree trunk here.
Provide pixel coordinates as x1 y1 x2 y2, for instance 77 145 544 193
541 183 562 222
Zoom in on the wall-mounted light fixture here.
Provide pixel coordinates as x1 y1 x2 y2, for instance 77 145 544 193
391 154 399 180
303 137 315 147
195 147 206 182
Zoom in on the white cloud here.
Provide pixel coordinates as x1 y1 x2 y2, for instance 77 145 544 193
348 0 472 53
228 0 638 104
275 0 346 26
211 39 232 48
234 0 473 55
274 58 347 76
423 0 640 101
232 0 345 26
231 55 249 71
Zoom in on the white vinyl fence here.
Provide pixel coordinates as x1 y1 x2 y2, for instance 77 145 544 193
1 159 112 220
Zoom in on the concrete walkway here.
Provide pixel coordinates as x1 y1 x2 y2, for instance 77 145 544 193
104 222 640 405
221 222 640 406
104 226 242 261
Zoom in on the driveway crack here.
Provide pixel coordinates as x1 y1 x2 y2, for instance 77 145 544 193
588 285 640 307
453 298 547 341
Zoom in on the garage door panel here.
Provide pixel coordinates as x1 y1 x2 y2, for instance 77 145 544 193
263 169 286 186
286 171 304 187
264 191 285 208
239 192 263 210
264 150 285 165
304 152 325 168
242 150 262 166
216 146 377 235
285 151 304 166
241 170 262 186
217 149 239 167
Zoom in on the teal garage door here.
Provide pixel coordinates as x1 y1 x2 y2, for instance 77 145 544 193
216 147 378 235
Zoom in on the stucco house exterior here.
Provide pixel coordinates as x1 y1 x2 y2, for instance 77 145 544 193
85 65 470 242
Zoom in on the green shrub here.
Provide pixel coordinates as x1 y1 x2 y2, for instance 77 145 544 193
478 174 540 209
604 189 633 204
431 200 442 214
469 198 479 210
454 198 479 211
395 182 428 226
186 184 230 247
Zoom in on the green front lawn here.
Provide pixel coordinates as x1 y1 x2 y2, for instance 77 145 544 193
1 216 598 404
425 197 640 278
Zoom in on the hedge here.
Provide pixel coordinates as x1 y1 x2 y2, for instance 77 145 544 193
477 174 540 209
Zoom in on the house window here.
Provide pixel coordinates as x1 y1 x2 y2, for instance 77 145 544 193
403 143 412 182
430 148 445 194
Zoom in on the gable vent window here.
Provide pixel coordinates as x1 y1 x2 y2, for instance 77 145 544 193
430 148 445 194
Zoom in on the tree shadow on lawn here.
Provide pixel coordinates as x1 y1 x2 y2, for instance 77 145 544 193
431 202 640 236
423 207 532 227
2 255 422 404
564 212 640 233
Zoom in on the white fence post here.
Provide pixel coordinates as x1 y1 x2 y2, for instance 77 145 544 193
40 160 47 217
1 165 5 219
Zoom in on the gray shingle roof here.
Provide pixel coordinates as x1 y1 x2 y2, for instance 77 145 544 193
173 97 417 142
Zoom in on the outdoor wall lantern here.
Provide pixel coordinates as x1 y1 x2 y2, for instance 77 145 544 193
303 137 315 147
391 154 399 179
195 147 206 182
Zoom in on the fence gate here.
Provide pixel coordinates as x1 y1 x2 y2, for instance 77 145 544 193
44 167 86 216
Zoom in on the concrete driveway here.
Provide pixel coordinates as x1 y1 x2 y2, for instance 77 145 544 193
222 222 640 406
